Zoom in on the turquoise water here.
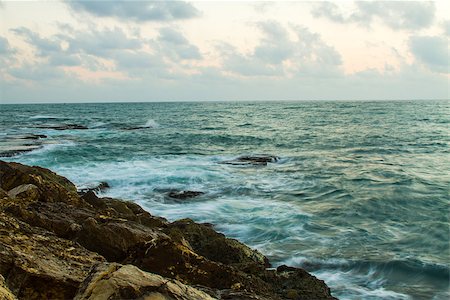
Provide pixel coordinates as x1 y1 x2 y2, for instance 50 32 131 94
1 101 449 299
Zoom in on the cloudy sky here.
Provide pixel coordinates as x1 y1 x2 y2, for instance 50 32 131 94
0 0 448 103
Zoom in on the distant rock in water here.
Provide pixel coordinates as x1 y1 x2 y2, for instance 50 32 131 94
0 160 336 300
36 124 88 130
220 155 279 166
0 134 48 157
167 190 205 200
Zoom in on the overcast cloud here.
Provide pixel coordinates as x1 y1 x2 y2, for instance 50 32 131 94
0 1 448 103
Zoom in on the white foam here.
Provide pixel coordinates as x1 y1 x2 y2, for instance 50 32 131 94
143 119 160 128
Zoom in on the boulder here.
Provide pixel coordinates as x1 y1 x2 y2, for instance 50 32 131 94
75 263 215 300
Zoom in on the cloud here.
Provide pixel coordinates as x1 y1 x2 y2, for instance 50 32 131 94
11 27 61 55
157 27 202 60
67 0 200 22
312 1 436 30
66 27 142 56
409 35 449 74
443 20 450 36
0 36 14 54
221 22 342 77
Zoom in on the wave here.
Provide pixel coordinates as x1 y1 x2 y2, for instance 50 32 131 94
143 119 160 128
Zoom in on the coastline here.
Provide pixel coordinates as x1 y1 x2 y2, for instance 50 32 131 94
0 160 336 299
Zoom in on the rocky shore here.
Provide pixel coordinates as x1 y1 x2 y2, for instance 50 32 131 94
0 161 336 300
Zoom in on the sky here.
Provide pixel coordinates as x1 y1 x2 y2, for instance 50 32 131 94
0 0 449 103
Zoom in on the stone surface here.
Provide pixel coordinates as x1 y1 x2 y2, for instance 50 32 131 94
75 263 215 300
77 181 110 195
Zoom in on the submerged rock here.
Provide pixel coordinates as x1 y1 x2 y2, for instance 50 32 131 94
36 124 88 130
220 155 279 166
0 160 337 300
167 190 205 200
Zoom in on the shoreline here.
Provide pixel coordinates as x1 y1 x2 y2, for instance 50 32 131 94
0 160 336 299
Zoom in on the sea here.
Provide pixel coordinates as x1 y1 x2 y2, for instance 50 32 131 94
0 100 449 299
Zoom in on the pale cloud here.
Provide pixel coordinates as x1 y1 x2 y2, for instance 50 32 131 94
157 27 202 60
312 1 436 30
409 35 449 74
221 22 342 78
66 0 200 22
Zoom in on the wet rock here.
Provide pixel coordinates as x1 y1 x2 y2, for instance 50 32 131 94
75 263 215 300
77 181 110 195
15 134 47 140
220 155 279 166
167 190 205 200
36 124 88 130
0 146 43 158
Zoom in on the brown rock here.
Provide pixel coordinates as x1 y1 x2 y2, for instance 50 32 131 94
7 184 39 199
0 212 104 300
74 263 215 300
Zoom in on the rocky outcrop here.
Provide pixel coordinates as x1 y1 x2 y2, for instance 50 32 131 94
0 160 336 299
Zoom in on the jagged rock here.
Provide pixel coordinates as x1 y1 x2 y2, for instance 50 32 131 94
167 190 205 200
75 263 215 300
220 155 279 166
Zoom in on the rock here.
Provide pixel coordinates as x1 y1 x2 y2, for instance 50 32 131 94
167 190 205 200
0 161 337 300
165 218 270 268
77 181 110 195
0 212 104 300
36 124 88 130
75 263 215 300
0 188 9 199
16 134 47 140
0 274 17 300
220 155 279 166
7 184 39 199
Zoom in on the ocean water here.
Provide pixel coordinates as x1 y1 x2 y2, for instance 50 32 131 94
1 100 449 299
